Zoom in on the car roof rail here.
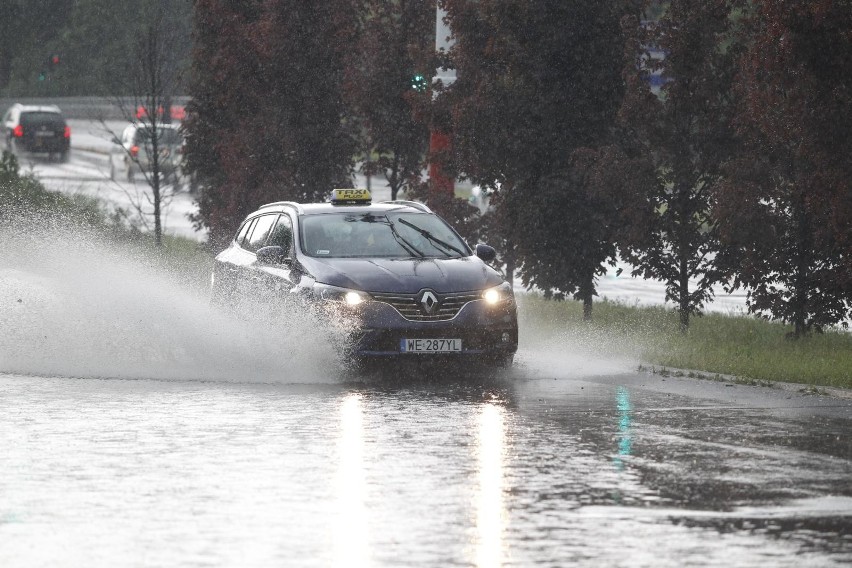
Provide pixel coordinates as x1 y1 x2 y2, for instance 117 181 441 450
259 201 304 214
379 200 432 213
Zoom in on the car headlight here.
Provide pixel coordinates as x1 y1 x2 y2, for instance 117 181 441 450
314 283 366 306
482 281 513 305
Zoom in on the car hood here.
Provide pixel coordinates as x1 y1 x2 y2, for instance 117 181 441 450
300 256 505 294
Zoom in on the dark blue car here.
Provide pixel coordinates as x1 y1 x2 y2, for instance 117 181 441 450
211 189 518 368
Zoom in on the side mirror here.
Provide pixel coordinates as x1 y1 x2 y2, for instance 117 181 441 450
475 243 497 262
256 245 290 265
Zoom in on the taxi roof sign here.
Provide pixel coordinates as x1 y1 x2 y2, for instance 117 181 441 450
331 188 371 205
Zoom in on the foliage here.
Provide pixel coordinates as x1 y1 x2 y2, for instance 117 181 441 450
443 0 638 317
608 0 739 331
185 0 358 249
406 178 484 247
0 0 191 97
0 150 110 227
510 156 619 305
715 0 852 336
345 0 433 201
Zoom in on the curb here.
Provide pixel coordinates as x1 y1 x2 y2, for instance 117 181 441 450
640 365 852 401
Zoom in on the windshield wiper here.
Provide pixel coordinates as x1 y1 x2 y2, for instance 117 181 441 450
396 218 466 257
384 219 424 257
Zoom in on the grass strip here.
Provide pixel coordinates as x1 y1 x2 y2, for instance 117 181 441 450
518 294 852 390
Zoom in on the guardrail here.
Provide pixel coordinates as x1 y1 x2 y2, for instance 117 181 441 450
0 96 190 120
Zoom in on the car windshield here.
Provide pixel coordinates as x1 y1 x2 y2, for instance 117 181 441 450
300 212 470 259
20 112 65 127
136 127 183 146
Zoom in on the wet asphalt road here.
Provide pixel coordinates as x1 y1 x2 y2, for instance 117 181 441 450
1 363 849 567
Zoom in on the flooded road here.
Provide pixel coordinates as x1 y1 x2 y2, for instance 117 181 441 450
1 366 850 567
1 220 850 567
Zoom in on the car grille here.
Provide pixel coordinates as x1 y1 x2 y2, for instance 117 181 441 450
371 291 482 321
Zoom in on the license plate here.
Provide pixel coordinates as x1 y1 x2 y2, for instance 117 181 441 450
400 338 462 353
36 131 54 137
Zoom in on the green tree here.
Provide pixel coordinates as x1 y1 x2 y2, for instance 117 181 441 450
715 0 852 336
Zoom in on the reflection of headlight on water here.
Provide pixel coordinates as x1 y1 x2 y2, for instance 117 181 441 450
482 282 513 305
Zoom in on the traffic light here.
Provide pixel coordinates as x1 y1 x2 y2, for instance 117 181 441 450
411 73 428 93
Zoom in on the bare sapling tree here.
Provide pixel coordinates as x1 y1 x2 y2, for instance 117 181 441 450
102 3 186 247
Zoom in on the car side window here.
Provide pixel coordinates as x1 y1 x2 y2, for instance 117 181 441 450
266 215 293 255
234 218 254 246
244 214 278 253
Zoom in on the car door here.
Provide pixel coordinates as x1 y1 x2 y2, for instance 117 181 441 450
252 213 297 299
233 213 278 296
212 215 259 301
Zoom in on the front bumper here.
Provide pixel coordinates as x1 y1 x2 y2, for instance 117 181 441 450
337 297 518 360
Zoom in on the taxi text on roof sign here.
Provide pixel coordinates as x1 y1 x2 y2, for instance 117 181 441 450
331 188 372 205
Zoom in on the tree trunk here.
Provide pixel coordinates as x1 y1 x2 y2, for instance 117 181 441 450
151 120 162 247
389 153 401 200
504 240 515 286
679 257 690 333
579 274 594 321
153 181 162 247
676 185 690 333
791 192 811 338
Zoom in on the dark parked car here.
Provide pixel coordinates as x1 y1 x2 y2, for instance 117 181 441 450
2 104 70 162
211 189 518 368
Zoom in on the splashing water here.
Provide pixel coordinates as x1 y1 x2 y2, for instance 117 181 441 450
0 220 340 383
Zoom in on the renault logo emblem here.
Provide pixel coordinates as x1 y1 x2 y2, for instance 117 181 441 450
418 289 439 315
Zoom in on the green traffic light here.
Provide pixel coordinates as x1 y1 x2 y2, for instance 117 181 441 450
411 74 428 92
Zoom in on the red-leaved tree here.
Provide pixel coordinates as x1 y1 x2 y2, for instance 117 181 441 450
610 0 739 331
443 0 639 318
715 0 852 336
185 0 357 248
344 0 433 201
